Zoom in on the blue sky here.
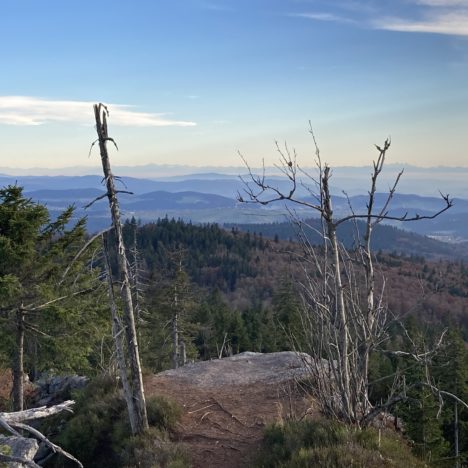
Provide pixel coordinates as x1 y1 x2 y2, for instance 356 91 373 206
0 0 467 170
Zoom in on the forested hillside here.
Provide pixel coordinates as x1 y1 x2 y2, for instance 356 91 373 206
125 218 468 339
1 197 467 466
226 218 468 260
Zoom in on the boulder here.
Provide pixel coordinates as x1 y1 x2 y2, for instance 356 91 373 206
0 435 38 467
33 374 88 406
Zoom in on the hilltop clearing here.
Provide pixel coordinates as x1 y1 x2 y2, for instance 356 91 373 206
145 352 314 467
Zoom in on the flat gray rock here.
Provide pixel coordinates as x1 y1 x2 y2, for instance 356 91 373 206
157 351 313 387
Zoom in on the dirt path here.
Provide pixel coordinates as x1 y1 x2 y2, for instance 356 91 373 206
145 352 315 467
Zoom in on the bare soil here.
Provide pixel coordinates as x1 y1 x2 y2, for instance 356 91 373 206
145 352 316 468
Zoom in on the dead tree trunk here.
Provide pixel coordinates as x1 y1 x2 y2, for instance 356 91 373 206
93 103 148 434
171 282 179 369
179 340 187 367
321 167 352 421
12 308 25 411
130 220 144 327
102 233 138 434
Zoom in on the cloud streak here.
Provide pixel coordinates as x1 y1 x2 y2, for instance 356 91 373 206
290 12 356 24
0 96 196 127
374 11 468 36
292 0 468 36
415 0 468 6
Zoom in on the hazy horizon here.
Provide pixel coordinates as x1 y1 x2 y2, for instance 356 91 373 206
2 161 468 178
2 162 468 198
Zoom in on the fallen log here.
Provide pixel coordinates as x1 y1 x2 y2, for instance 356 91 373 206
0 400 82 467
0 400 75 423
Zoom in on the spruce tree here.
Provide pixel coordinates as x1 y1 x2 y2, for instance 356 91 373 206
0 185 107 410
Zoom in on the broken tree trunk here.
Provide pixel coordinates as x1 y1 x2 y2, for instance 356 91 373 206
93 103 148 434
102 233 138 434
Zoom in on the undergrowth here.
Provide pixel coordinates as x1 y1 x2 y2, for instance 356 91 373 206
255 418 427 468
48 375 187 468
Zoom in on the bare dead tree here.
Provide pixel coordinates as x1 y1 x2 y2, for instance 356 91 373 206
239 129 453 426
93 103 148 434
166 248 190 369
129 219 148 328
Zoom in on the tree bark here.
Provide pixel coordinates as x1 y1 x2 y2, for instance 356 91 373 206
12 308 25 411
94 103 148 434
102 234 138 434
322 168 352 421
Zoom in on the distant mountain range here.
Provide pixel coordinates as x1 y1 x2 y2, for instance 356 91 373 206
0 171 467 255
2 162 468 196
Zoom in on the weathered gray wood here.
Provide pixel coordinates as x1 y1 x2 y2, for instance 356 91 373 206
0 400 82 467
102 233 138 433
1 400 75 423
93 103 148 434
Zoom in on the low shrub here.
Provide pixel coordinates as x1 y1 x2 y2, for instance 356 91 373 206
146 395 182 432
121 427 190 468
256 418 426 468
48 375 187 467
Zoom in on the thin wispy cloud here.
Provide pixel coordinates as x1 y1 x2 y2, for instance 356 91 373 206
291 0 468 36
290 12 356 24
374 11 468 36
416 0 468 6
0 96 196 127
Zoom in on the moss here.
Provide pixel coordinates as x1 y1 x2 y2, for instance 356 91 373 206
0 444 13 468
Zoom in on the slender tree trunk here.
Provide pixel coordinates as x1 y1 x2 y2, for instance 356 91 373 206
361 223 374 415
12 309 25 411
322 168 351 420
179 340 186 367
454 401 460 468
172 282 179 369
131 221 142 326
94 103 148 434
102 234 138 434
172 311 179 369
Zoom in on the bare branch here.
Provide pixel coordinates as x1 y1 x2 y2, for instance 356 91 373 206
83 192 108 209
11 422 83 468
60 228 112 284
21 287 96 312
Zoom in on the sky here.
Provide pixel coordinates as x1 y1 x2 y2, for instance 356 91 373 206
0 0 467 171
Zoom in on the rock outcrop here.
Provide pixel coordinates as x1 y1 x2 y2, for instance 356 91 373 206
0 436 38 467
157 351 313 387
